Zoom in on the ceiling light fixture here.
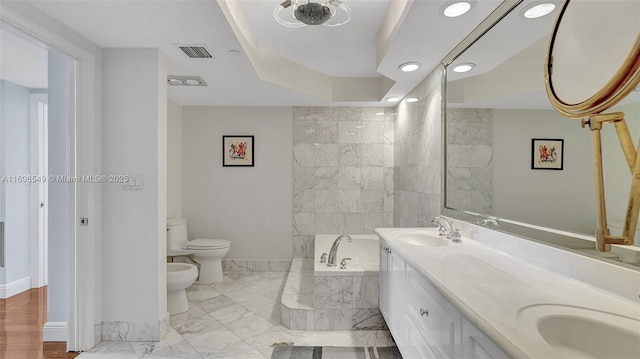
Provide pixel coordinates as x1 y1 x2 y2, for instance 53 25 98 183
274 0 351 28
452 62 475 73
522 2 556 19
375 111 385 115
185 79 201 86
398 62 421 72
386 97 400 103
405 97 418 103
442 1 475 18
167 76 208 87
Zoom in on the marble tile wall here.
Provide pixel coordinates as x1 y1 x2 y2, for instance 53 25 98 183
101 316 169 342
293 107 394 258
280 259 385 331
446 108 493 214
394 67 444 227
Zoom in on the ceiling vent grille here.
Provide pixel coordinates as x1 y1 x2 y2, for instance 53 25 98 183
179 46 213 59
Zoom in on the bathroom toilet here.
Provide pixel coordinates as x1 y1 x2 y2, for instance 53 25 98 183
167 263 198 315
167 217 230 284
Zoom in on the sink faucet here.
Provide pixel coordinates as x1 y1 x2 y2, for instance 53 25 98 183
327 234 352 267
478 218 499 227
431 216 454 237
431 216 461 243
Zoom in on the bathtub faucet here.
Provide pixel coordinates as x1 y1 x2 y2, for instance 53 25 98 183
327 234 352 267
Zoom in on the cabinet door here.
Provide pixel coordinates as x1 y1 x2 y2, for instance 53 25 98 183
402 313 438 359
379 242 390 319
388 248 405 336
462 317 511 359
405 267 462 359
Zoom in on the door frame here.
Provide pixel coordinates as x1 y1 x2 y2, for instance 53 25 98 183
0 3 101 351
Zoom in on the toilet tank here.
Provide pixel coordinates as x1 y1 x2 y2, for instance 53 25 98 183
167 217 189 251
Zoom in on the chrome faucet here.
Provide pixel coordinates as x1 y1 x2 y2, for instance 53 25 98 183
431 216 454 238
478 218 499 227
431 216 462 243
327 234 352 267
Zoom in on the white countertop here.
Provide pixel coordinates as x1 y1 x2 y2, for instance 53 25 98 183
375 226 640 358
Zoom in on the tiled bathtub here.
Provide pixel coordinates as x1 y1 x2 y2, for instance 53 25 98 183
280 235 387 331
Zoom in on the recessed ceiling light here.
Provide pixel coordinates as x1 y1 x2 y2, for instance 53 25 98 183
405 97 419 103
398 62 421 72
523 3 556 19
386 97 400 103
375 111 385 115
452 63 475 73
167 76 208 86
168 78 184 85
442 1 473 18
228 49 241 56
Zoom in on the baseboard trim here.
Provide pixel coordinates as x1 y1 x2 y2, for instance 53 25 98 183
43 322 68 342
0 276 31 298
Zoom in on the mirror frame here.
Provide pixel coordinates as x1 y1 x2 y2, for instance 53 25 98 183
440 0 640 270
545 0 640 118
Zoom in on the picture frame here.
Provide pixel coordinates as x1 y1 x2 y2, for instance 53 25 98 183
222 135 254 167
531 138 564 170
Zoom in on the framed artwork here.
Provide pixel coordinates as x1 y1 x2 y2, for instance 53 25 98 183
223 135 254 167
531 138 564 170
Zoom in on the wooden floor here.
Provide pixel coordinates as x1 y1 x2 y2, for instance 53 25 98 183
0 287 79 359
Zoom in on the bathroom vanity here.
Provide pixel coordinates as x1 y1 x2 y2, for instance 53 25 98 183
376 221 640 359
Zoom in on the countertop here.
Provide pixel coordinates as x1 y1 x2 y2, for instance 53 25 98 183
375 226 640 358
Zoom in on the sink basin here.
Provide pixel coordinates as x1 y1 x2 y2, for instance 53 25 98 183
519 304 640 358
395 231 450 247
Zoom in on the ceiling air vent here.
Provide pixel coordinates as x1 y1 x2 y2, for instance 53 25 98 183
178 46 213 59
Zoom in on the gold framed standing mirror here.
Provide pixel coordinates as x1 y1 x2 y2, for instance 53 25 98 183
545 0 640 252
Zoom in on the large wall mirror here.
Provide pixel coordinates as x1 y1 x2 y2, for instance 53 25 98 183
443 0 640 269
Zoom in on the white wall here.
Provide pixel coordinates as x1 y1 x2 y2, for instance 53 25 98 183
182 106 293 260
47 52 70 320
492 109 595 234
167 99 182 219
101 48 167 322
1 80 31 287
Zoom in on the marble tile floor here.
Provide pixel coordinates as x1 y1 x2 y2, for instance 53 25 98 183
77 271 395 359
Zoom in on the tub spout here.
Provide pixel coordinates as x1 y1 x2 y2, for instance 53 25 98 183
327 234 352 267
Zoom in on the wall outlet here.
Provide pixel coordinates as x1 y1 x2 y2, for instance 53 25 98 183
122 174 143 190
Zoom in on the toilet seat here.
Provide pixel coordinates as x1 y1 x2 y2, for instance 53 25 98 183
187 238 230 250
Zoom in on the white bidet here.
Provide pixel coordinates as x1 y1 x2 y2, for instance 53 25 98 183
167 263 198 315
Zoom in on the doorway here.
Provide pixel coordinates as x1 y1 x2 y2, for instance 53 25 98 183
0 23 77 353
0 27 50 300
1 1 102 350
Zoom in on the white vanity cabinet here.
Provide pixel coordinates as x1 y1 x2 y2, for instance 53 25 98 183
462 317 510 359
379 242 390 319
405 266 462 359
379 239 510 359
379 241 405 337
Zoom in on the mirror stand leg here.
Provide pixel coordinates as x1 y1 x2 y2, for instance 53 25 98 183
590 127 611 252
